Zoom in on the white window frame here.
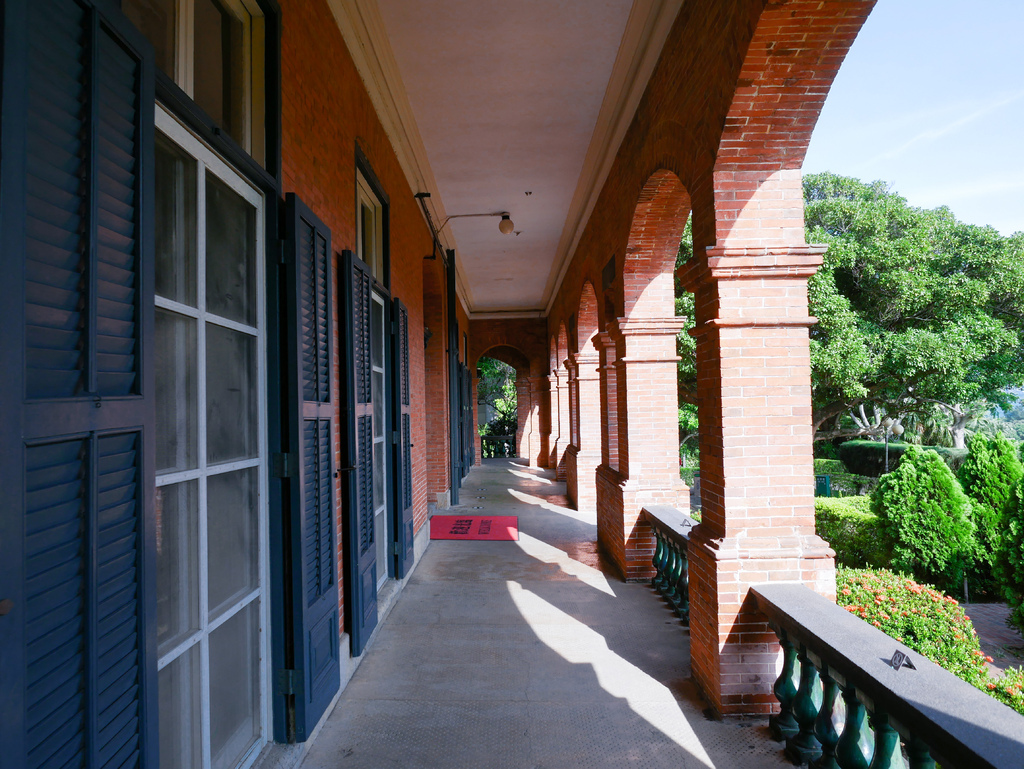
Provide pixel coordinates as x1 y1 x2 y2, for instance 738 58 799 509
356 170 385 282
154 104 270 769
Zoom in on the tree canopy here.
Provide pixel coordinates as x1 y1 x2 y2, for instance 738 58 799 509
674 173 1024 447
804 172 1024 445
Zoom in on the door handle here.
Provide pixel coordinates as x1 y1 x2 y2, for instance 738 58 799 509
0 599 13 616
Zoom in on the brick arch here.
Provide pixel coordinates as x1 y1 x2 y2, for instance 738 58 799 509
623 169 691 319
475 344 530 376
712 0 873 249
577 281 599 354
549 334 558 374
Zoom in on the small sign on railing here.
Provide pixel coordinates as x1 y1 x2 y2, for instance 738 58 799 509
889 650 916 671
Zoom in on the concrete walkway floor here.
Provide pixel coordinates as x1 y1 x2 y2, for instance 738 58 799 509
299 459 791 769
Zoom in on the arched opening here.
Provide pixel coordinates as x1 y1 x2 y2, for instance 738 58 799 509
566 281 603 511
475 344 531 461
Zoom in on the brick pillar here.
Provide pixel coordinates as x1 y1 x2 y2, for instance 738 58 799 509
597 318 689 581
515 374 530 460
679 245 836 717
547 373 561 470
570 350 600 511
473 375 482 466
556 370 570 481
564 358 580 505
526 376 543 466
597 332 618 471
539 375 551 468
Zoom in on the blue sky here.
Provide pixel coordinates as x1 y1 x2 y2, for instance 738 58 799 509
802 0 1024 236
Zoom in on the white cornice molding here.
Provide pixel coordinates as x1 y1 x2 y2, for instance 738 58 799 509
542 0 683 316
326 0 474 311
469 310 547 321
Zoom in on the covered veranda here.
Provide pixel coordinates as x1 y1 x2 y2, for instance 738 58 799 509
297 459 788 768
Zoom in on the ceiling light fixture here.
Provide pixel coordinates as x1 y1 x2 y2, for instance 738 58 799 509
438 210 515 235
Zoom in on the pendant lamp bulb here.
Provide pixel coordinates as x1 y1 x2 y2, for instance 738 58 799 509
499 213 514 235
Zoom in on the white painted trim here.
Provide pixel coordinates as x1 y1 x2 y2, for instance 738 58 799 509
469 310 547 321
542 0 683 316
325 0 679 318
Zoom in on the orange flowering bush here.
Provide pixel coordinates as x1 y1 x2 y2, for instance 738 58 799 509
837 568 989 686
837 568 1024 716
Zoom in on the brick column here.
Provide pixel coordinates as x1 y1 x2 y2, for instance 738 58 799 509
596 318 689 581
472 375 482 466
554 371 569 481
597 332 618 471
525 376 543 466
547 373 561 470
679 245 836 717
515 374 530 460
569 350 600 511
564 358 580 504
539 375 551 468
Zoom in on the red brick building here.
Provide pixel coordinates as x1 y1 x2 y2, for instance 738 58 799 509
0 0 874 765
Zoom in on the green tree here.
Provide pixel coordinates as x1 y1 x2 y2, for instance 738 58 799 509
476 358 517 436
803 173 1024 445
871 445 976 592
995 479 1024 635
959 432 1023 572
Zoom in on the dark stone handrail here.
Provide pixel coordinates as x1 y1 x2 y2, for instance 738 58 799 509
752 582 1024 769
643 505 697 625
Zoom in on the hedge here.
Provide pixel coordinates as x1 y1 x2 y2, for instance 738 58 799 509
815 496 891 568
839 439 968 478
814 458 874 496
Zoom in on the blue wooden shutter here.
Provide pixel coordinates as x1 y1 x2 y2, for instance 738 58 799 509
281 194 340 741
340 250 378 656
0 1 157 766
391 298 415 578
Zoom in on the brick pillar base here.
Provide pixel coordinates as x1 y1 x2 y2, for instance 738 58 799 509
572 351 601 511
565 445 580 506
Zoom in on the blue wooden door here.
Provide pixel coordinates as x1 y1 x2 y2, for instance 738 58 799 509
391 298 415 578
340 250 379 655
0 0 158 765
280 194 341 741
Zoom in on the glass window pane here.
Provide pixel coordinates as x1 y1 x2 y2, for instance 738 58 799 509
372 371 384 439
207 468 258 618
206 172 256 326
373 440 383 511
209 602 261 769
158 645 203 769
371 297 383 368
156 309 198 473
206 323 257 464
360 203 374 270
194 0 247 144
155 135 197 305
123 0 176 77
156 481 200 654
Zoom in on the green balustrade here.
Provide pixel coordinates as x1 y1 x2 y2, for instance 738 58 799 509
769 629 800 741
810 667 841 769
785 645 824 764
905 735 935 769
835 685 871 769
867 711 904 769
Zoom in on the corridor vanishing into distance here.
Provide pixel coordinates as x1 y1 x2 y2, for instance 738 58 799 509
298 459 790 769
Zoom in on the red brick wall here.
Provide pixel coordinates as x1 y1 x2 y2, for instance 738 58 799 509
279 0 434 631
423 257 450 504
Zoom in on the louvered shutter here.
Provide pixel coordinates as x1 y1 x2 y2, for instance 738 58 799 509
391 298 415 578
0 1 157 767
340 250 378 656
281 194 340 741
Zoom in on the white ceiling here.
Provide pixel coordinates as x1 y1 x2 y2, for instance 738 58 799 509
375 0 654 315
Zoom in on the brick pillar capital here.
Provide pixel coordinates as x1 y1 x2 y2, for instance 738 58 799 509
571 350 600 380
678 244 826 292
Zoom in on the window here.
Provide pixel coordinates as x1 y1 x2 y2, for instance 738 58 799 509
357 170 385 282
123 0 267 164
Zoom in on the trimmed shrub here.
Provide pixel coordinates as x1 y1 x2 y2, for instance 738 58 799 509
995 479 1024 636
871 445 976 592
814 457 874 497
959 432 1023 570
836 568 989 687
815 496 891 568
840 439 967 478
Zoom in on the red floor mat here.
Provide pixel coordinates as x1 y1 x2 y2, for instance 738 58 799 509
429 515 519 541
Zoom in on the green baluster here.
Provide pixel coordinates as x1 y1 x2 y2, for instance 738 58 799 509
666 543 682 609
785 646 823 764
769 629 800 741
675 544 690 624
868 711 904 769
810 667 840 769
652 530 665 590
905 735 934 769
835 685 871 769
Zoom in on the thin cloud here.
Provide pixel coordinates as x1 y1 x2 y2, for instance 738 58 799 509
860 90 1024 167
